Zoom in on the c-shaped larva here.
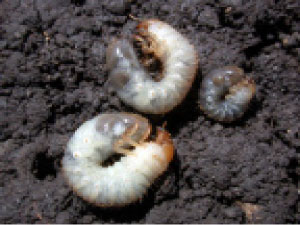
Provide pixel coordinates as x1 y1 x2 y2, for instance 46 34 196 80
199 66 256 122
62 113 174 207
106 19 198 114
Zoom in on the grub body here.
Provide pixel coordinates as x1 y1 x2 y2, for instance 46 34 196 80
62 113 174 207
199 66 256 122
106 19 198 114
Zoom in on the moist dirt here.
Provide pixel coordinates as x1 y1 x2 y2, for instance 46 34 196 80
0 0 299 223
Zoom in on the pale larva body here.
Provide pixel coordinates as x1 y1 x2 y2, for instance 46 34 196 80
199 66 256 122
62 113 174 207
106 19 198 114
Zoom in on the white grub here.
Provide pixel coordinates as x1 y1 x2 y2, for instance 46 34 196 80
106 19 198 114
199 66 256 122
62 113 174 207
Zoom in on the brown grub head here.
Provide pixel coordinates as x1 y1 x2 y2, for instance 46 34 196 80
155 127 174 162
136 19 161 33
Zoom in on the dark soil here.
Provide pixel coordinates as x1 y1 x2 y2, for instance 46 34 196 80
0 0 299 223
